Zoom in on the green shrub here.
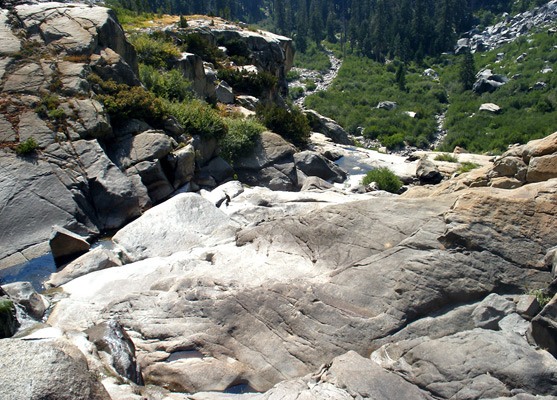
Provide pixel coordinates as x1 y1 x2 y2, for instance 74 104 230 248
15 137 39 156
256 103 310 148
129 33 180 69
165 99 228 139
217 68 277 96
435 153 458 162
361 167 402 193
220 117 265 164
286 70 301 82
290 86 305 100
139 64 192 102
181 33 225 64
457 161 480 173
304 79 317 91
89 74 165 125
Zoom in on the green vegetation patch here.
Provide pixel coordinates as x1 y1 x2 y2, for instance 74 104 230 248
217 68 277 97
361 167 402 194
220 117 265 165
256 104 310 148
293 42 331 73
438 29 557 153
165 99 228 140
305 56 444 150
435 153 459 162
129 33 181 69
89 74 165 126
15 137 39 156
139 64 193 102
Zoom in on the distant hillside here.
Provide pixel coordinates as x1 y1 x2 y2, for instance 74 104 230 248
108 0 549 61
304 3 557 154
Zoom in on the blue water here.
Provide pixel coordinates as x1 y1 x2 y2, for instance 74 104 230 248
0 253 57 292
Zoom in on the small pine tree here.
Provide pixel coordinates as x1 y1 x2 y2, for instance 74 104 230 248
395 63 406 91
460 49 476 91
179 15 188 28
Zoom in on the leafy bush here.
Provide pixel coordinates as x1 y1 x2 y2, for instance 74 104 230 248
435 153 458 162
256 103 310 148
15 138 39 156
181 33 225 64
286 70 301 81
165 99 228 139
304 79 317 91
217 36 251 65
457 161 480 173
290 86 305 100
220 118 265 164
217 68 277 96
139 64 192 102
89 74 164 125
361 167 402 193
129 33 180 69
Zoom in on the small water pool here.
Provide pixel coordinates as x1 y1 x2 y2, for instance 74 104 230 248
0 253 57 292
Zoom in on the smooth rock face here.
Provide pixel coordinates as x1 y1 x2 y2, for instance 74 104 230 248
47 180 556 396
0 339 110 400
0 151 93 260
112 193 238 262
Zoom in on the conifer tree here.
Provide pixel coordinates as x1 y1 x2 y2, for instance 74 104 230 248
460 49 476 91
395 63 406 91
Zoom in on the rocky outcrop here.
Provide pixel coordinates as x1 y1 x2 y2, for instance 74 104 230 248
473 69 509 94
457 0 557 53
46 169 555 397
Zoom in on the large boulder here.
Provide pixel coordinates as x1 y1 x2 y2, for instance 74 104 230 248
473 69 509 94
294 151 346 183
15 3 137 73
234 131 298 191
0 339 110 400
530 294 557 357
305 110 352 145
109 131 175 169
49 225 91 267
416 157 443 184
46 246 122 288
